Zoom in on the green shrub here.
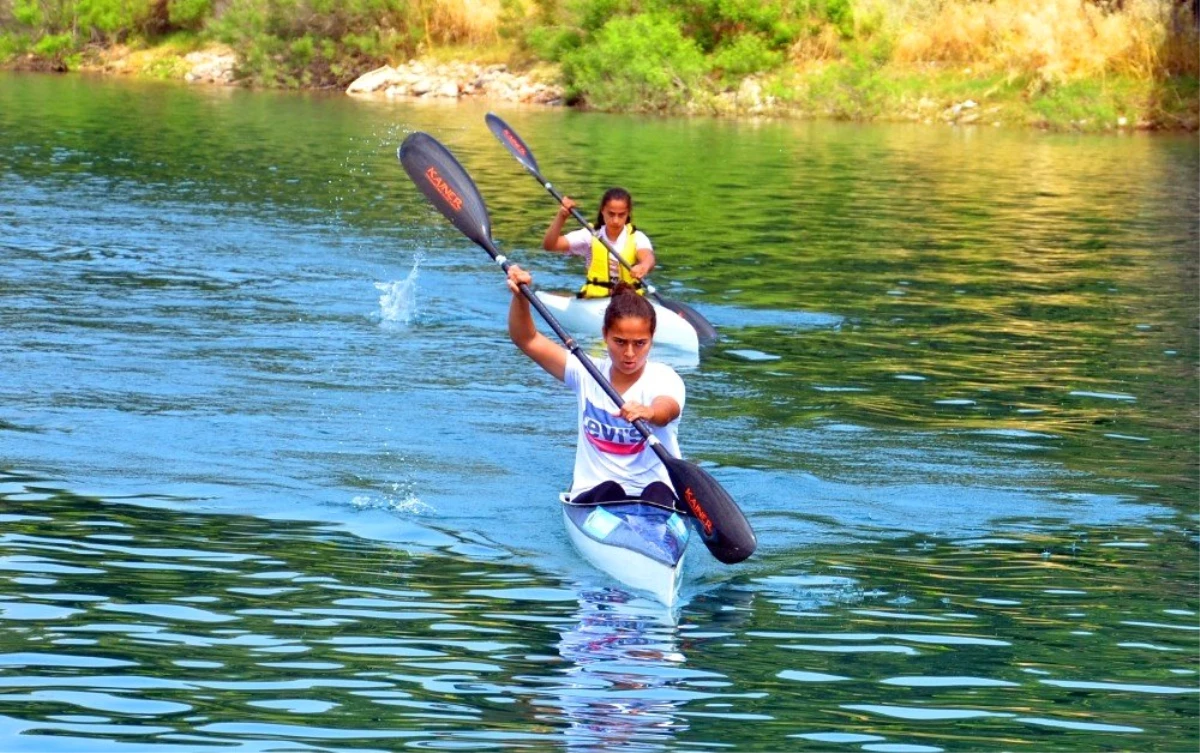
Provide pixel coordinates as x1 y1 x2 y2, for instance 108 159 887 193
650 0 800 53
168 0 212 29
341 32 383 58
32 31 74 58
74 0 144 38
12 0 44 27
525 25 581 61
562 13 707 110
576 0 637 34
211 0 410 87
0 33 31 61
289 34 315 66
806 51 889 119
818 0 854 39
711 33 784 86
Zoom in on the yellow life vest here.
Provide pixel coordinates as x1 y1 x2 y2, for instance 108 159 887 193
578 226 644 299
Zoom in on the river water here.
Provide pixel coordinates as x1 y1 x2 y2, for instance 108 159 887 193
0 73 1197 752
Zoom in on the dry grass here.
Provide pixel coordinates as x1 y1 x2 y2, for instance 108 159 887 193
790 24 846 62
424 0 503 44
879 0 1198 82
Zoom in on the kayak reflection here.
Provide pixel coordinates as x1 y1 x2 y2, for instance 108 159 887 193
541 589 693 751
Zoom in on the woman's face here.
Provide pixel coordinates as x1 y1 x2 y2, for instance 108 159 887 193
600 198 630 237
604 315 653 377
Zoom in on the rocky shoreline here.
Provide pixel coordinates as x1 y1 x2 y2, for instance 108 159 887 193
345 61 563 105
12 43 1188 130
22 44 563 106
132 46 566 106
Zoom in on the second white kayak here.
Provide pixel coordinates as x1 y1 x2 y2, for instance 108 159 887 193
534 291 700 355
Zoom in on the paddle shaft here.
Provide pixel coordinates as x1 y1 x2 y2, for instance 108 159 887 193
481 237 676 463
399 129 753 563
486 113 720 345
488 117 662 297
528 169 667 297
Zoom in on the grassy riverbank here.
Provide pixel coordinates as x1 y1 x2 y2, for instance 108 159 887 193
2 0 1196 131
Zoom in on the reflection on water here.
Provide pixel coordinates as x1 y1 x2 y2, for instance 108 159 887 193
0 475 1195 751
547 590 691 752
0 74 1196 751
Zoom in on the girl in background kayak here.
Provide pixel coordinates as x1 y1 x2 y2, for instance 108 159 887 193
506 264 683 507
543 188 657 299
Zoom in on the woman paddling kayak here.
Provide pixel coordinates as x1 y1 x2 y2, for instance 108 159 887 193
542 188 656 299
507 265 683 506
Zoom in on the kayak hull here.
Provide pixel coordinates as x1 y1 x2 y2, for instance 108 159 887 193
535 291 700 355
561 494 691 606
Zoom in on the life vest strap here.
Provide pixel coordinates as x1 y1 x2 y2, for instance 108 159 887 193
576 278 646 299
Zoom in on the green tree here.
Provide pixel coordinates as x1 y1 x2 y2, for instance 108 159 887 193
561 12 706 110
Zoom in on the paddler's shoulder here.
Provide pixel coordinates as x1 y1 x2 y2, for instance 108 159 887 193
644 360 683 380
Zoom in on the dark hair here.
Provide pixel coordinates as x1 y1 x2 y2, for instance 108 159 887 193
596 187 633 229
603 283 656 334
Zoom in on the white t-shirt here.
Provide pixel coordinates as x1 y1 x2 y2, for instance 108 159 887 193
564 353 685 498
564 226 653 280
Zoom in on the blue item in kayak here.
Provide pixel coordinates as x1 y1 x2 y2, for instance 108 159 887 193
563 500 689 567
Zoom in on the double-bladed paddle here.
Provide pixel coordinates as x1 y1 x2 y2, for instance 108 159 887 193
398 131 755 565
484 112 720 346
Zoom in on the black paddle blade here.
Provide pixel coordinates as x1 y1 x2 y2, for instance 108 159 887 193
398 132 493 250
664 456 756 564
485 112 540 175
658 298 720 346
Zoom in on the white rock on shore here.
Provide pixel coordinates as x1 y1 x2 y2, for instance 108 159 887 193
184 46 237 85
347 61 563 105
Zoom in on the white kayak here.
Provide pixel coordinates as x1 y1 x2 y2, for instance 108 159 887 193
560 493 691 606
535 291 700 355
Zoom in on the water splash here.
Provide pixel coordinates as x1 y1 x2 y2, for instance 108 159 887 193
350 492 433 516
376 255 422 326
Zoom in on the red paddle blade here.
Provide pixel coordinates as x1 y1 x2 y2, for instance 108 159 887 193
664 456 756 564
485 112 541 175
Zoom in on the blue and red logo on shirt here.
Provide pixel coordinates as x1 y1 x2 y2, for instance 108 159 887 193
582 399 646 455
